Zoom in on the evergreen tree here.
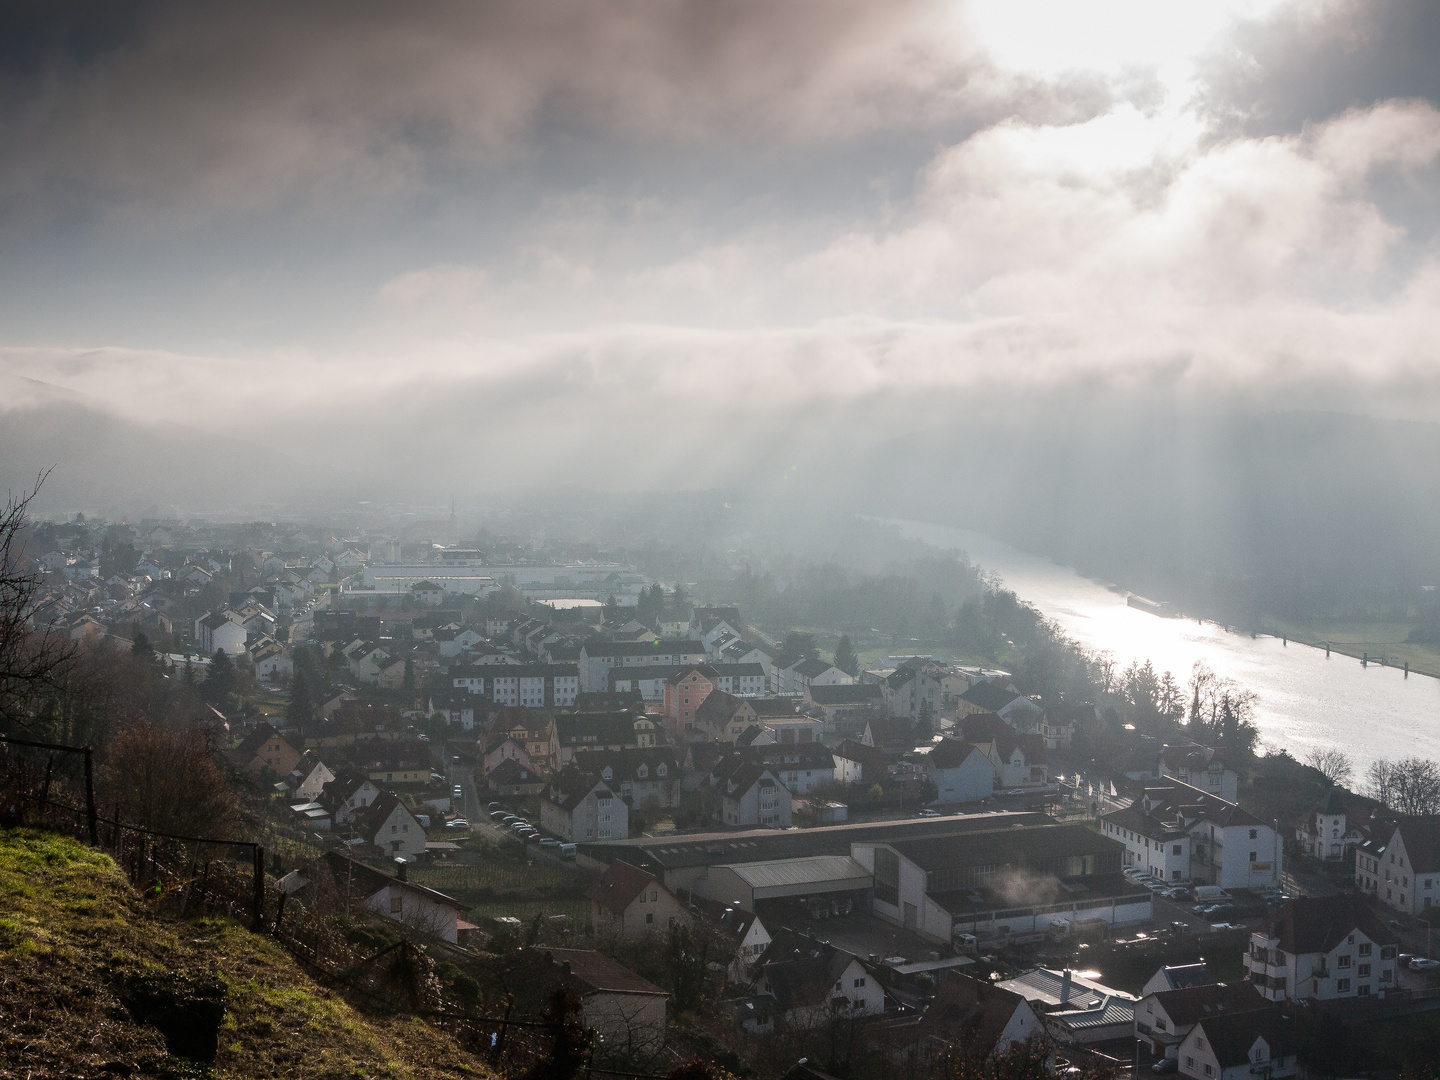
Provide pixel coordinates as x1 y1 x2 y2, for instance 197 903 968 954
916 698 934 741
402 658 416 693
206 649 234 708
130 630 154 664
833 634 859 676
286 667 316 740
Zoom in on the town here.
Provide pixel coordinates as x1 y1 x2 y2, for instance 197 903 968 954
4 501 1439 1080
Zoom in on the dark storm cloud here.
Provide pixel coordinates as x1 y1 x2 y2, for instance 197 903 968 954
0 0 1057 216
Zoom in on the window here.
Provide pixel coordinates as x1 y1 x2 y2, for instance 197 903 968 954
854 977 866 988
1185 1058 1194 1069
651 890 658 902
1339 955 1351 968
1360 943 1372 956
1337 979 1351 991
646 913 654 924
390 895 403 914
1358 985 1371 996
1204 1066 1212 1077
1250 829 1258 840
1173 844 1183 855
1250 851 1258 862
1359 964 1371 977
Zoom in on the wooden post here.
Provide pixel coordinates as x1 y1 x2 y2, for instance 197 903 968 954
252 846 266 930
273 889 288 936
83 747 98 845
495 996 514 1053
40 755 53 816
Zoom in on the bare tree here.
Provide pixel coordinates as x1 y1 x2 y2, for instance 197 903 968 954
1306 748 1354 788
0 472 76 733
1366 757 1440 817
100 721 238 837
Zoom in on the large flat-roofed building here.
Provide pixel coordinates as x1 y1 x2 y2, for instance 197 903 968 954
707 855 874 916
852 824 1147 944
580 811 1048 893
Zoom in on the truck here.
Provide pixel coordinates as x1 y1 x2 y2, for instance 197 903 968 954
1194 886 1231 902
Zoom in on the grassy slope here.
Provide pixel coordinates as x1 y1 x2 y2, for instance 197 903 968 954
0 827 496 1080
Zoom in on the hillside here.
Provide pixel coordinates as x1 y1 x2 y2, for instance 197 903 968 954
0 827 497 1079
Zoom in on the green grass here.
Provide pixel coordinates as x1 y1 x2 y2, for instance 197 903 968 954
1258 616 1440 678
0 826 498 1080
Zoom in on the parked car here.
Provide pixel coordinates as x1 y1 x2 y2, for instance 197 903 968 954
453 785 463 798
501 815 520 825
1210 922 1244 931
917 809 939 817
1205 905 1237 921
488 802 504 812
1164 887 1192 901
490 810 508 821
1171 921 1190 933
1409 958 1440 972
446 819 469 830
1151 1058 1178 1074
538 837 562 848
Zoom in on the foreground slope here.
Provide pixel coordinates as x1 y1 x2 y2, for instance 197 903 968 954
0 827 494 1079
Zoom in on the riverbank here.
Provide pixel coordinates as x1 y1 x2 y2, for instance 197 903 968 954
1249 617 1440 681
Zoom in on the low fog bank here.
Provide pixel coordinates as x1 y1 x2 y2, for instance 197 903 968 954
6 385 1440 624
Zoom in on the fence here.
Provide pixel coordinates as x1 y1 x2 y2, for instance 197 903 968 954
0 733 268 928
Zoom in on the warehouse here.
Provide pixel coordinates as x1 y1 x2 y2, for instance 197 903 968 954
852 823 1149 944
706 855 874 921
579 811 1048 893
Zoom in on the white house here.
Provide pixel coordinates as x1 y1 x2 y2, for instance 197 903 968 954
1244 895 1399 1004
714 762 791 828
357 791 427 860
1135 982 1269 1064
1160 744 1240 804
753 931 885 1029
587 860 691 939
1102 779 1282 889
541 772 627 843
923 738 995 805
1175 1011 1295 1080
777 657 854 696
1355 817 1440 915
312 853 467 943
195 610 248 656
1297 790 1362 862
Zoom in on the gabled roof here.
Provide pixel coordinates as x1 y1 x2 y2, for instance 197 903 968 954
1151 982 1267 1026
665 664 720 686
1150 963 1211 992
689 895 763 944
356 790 416 837
927 738 984 770
807 684 882 706
1389 818 1440 873
587 860 663 916
232 722 288 761
530 947 667 996
833 739 888 773
321 852 467 912
1192 1009 1290 1068
918 972 1029 1053
487 758 540 786
790 657 841 679
1263 895 1397 955
960 681 1026 712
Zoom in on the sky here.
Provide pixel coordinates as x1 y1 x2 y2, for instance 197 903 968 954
3 0 1440 519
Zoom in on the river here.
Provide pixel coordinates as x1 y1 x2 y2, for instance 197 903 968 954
891 519 1440 774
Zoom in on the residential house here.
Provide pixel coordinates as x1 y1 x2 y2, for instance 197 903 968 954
753 930 885 1029
861 716 917 751
713 760 791 828
805 684 884 730
1038 703 1098 750
689 896 772 981
489 706 552 762
1100 802 1194 883
831 739 890 785
902 973 1042 1063
321 771 383 826
958 713 1049 790
291 758 336 801
1297 790 1362 862
484 664 581 708
1160 744 1240 804
549 712 660 770
195 610 248 656
540 770 628 842
487 759 547 800
312 853 468 943
994 968 1137 1046
1142 964 1213 996
410 580 445 606
956 680 1034 722
778 657 855 696
1175 1010 1295 1080
578 638 708 693
1355 817 1440 914
483 734 532 776
357 791 427 860
1135 982 1269 1064
229 723 302 777
881 661 968 721
523 948 669 1064
1244 895 1399 1003
923 738 995 805
750 744 837 797
663 665 719 739
571 747 681 810
766 714 826 745
588 860 690 938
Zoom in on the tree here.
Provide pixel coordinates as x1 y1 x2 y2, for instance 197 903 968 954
1367 757 1440 816
832 635 859 677
286 667 316 740
205 649 235 708
130 631 155 664
1305 748 1354 788
100 722 237 837
0 472 75 733
916 699 934 741
402 658 416 693
776 632 819 669
523 985 594 1080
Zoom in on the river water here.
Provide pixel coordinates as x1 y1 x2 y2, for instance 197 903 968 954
891 519 1440 773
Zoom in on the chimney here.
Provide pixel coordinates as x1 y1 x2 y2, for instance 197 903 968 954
394 857 407 882
1060 969 1072 1005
